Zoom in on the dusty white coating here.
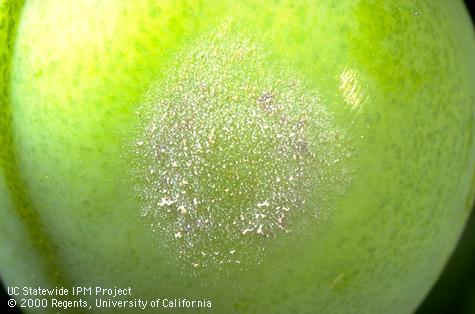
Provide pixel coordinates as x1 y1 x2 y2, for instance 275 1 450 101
129 25 351 271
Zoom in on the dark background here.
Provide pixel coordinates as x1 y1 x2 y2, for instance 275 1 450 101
1 1 474 313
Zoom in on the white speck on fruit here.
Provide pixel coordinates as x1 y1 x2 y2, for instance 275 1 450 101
128 22 352 272
256 224 265 236
256 201 270 208
178 205 187 215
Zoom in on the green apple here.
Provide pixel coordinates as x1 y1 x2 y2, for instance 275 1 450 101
1 0 475 313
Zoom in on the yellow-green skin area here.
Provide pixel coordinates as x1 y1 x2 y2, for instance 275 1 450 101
1 0 475 313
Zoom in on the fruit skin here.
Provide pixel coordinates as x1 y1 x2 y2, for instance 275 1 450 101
1 0 475 313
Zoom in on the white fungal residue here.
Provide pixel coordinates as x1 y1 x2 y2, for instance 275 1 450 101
128 24 352 271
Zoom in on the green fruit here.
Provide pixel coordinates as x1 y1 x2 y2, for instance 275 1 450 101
1 1 475 313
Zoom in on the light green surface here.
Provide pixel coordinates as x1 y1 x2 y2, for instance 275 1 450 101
1 0 475 313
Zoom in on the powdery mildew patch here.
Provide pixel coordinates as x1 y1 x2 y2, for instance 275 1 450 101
129 25 351 271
